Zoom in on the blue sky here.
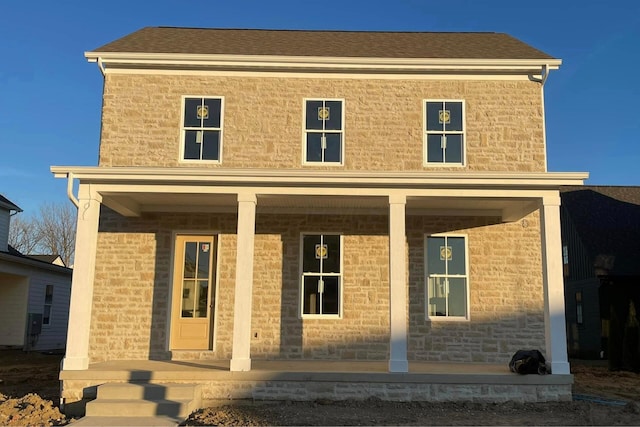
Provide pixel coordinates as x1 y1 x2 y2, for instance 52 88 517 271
1 0 639 214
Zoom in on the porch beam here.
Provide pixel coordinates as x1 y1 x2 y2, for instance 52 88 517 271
230 192 257 372
62 185 102 370
539 195 570 374
388 194 409 372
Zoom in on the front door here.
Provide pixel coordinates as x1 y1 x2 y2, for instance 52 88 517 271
170 235 216 350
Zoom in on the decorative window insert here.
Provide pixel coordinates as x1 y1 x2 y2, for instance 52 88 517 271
425 234 469 320
424 100 465 165
181 97 223 162
43 285 53 326
303 99 344 164
300 234 342 317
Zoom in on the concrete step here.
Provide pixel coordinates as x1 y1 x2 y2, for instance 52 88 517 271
97 382 200 400
86 382 202 419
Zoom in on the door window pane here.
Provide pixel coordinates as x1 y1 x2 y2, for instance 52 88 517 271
196 280 209 318
184 242 197 278
181 280 196 317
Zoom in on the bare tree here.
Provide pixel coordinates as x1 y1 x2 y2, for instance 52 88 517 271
8 201 77 267
36 202 77 267
8 214 40 254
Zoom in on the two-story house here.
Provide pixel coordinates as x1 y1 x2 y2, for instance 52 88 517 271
52 27 587 414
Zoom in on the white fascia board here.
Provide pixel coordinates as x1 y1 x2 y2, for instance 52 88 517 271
84 51 561 73
51 166 588 189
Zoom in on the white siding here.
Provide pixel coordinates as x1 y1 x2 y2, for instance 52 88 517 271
0 273 29 346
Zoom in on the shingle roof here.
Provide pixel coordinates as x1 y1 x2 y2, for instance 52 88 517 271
560 186 640 276
90 27 556 60
0 194 21 212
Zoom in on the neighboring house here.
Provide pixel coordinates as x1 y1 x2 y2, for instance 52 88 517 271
561 186 640 369
52 27 588 411
0 195 72 352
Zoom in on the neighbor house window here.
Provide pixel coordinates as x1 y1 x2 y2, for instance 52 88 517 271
425 235 469 320
576 291 583 325
303 99 344 164
181 96 223 162
43 285 53 326
300 234 342 317
424 100 465 165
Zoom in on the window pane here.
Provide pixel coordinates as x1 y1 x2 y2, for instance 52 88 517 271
448 278 467 317
303 276 320 314
45 285 53 304
426 102 444 131
181 280 195 317
427 237 446 275
184 130 201 160
196 280 209 318
184 98 202 127
324 101 342 130
201 131 220 161
428 277 447 316
324 133 341 163
306 134 323 162
444 134 463 164
43 305 51 325
427 135 444 163
322 276 340 315
444 102 463 131
302 235 321 273
322 235 341 273
184 242 197 278
197 241 211 277
306 100 324 130
447 237 466 275
202 98 221 128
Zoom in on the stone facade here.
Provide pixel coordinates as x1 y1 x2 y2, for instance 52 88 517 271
98 74 546 172
89 207 544 364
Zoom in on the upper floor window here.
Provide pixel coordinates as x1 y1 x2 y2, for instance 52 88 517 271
303 99 344 165
425 234 469 320
424 100 465 165
181 96 223 162
300 234 342 318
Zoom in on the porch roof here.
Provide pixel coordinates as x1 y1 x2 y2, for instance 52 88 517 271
51 166 588 220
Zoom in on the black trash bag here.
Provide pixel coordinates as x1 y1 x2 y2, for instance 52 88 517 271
509 349 547 375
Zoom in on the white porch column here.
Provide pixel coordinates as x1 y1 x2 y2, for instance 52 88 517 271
540 194 570 374
62 185 101 370
230 193 257 371
388 194 409 372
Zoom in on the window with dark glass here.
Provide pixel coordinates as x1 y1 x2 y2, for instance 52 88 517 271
182 97 223 161
43 285 53 325
425 100 465 165
301 234 341 316
426 235 468 319
304 99 343 164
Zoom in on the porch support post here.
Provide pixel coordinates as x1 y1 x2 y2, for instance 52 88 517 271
388 194 409 372
62 185 101 370
230 193 257 372
539 194 570 374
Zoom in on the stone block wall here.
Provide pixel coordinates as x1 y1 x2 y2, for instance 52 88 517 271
99 74 546 172
89 207 545 364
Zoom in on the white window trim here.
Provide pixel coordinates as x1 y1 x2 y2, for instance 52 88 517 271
424 233 470 322
298 232 344 319
43 284 54 327
179 95 225 164
423 99 466 167
302 98 345 166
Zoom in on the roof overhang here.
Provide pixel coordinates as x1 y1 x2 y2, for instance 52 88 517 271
85 52 561 76
52 166 588 221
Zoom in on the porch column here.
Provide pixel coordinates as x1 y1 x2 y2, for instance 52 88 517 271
62 185 101 370
230 193 257 372
388 194 409 372
540 194 570 374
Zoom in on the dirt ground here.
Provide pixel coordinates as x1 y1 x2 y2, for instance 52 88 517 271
2 350 640 426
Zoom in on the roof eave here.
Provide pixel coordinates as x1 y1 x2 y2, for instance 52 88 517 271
84 51 561 74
